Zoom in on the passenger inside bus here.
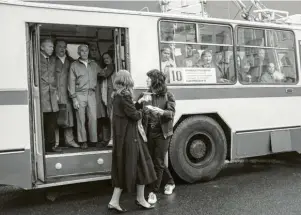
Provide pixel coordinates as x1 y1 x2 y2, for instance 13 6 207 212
161 46 177 83
194 50 231 83
98 52 116 146
54 40 80 149
260 62 284 83
246 48 269 83
39 24 121 154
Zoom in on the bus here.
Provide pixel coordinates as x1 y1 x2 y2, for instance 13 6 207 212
1 0 301 190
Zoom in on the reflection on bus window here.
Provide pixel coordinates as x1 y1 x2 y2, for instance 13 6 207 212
237 27 297 84
159 21 235 85
198 24 232 45
160 21 196 42
237 28 265 46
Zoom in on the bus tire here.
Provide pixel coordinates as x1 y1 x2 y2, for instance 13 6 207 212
169 115 227 183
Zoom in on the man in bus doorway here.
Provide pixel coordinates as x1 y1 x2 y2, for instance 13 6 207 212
54 40 80 148
68 44 105 149
40 38 61 153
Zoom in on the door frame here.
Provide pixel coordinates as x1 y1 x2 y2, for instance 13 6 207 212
28 22 47 183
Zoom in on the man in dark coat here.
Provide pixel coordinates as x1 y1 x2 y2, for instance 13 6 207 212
40 38 61 153
55 40 79 148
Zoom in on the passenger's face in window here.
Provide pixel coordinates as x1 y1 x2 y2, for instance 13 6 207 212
55 41 66 57
258 49 265 60
186 46 193 57
103 54 112 65
41 41 54 57
267 63 275 73
202 52 212 65
78 46 89 60
90 46 98 59
161 48 171 62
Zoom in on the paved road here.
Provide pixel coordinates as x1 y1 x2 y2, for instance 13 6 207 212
1 154 301 215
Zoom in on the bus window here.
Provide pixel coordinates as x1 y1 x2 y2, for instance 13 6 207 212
67 44 80 60
198 24 232 45
237 28 265 47
160 21 196 42
159 21 235 85
236 27 297 84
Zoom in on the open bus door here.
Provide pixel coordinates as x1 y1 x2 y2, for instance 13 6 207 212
114 28 130 72
29 23 46 184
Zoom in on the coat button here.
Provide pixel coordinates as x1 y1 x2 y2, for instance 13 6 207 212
134 139 138 142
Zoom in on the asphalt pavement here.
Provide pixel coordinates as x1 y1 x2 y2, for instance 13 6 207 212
1 154 301 215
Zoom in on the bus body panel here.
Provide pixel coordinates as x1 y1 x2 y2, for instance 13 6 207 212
0 3 160 89
2 1 301 188
0 149 32 189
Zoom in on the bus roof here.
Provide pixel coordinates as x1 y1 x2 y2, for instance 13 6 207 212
2 0 301 31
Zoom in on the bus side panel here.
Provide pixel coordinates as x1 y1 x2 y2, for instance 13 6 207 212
0 149 32 189
232 127 301 159
0 4 33 188
0 104 33 189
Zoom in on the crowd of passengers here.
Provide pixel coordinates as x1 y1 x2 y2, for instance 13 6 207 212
40 39 116 153
160 45 294 84
40 38 176 211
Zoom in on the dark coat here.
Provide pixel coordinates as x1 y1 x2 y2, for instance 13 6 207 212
40 54 59 113
55 56 74 127
111 90 157 192
96 64 115 118
136 91 175 139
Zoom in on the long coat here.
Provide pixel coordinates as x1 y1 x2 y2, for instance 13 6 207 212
111 90 157 192
55 56 74 127
96 64 115 119
40 54 59 113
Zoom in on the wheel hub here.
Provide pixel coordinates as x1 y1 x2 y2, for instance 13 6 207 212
189 140 207 159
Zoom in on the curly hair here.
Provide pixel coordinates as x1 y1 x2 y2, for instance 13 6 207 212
146 69 167 95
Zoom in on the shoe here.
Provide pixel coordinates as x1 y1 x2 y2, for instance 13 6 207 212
135 200 155 209
108 204 127 213
164 184 175 195
54 142 59 148
51 146 62 152
107 139 113 147
147 192 157 204
96 142 107 148
66 141 80 148
80 142 88 149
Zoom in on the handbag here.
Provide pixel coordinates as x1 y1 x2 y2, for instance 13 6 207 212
57 103 69 128
137 119 147 142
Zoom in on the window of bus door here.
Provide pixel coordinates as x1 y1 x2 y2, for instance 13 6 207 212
159 20 235 85
236 27 297 84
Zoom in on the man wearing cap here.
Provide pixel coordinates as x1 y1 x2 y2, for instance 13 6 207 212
40 38 61 153
68 44 105 149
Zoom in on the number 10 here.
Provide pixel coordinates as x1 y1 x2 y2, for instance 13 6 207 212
171 70 183 82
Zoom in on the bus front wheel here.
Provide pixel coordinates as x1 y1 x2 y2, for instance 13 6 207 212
169 116 227 183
